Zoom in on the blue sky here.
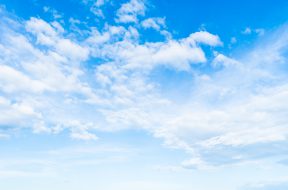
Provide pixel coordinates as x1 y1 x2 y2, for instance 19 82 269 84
1 0 288 190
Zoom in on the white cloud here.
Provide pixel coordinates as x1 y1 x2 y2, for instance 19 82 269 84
55 38 89 61
141 17 166 31
89 0 110 17
151 40 206 70
212 53 239 68
0 65 48 93
26 17 89 62
115 0 146 23
187 31 223 46
90 31 221 72
0 12 101 139
115 39 207 71
26 17 57 40
0 95 42 130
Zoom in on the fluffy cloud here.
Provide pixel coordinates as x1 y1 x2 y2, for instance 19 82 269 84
115 0 146 23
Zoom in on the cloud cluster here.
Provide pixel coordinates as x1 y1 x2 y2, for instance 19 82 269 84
1 0 288 168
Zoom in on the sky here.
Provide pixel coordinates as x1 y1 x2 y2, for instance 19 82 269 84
1 0 288 189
